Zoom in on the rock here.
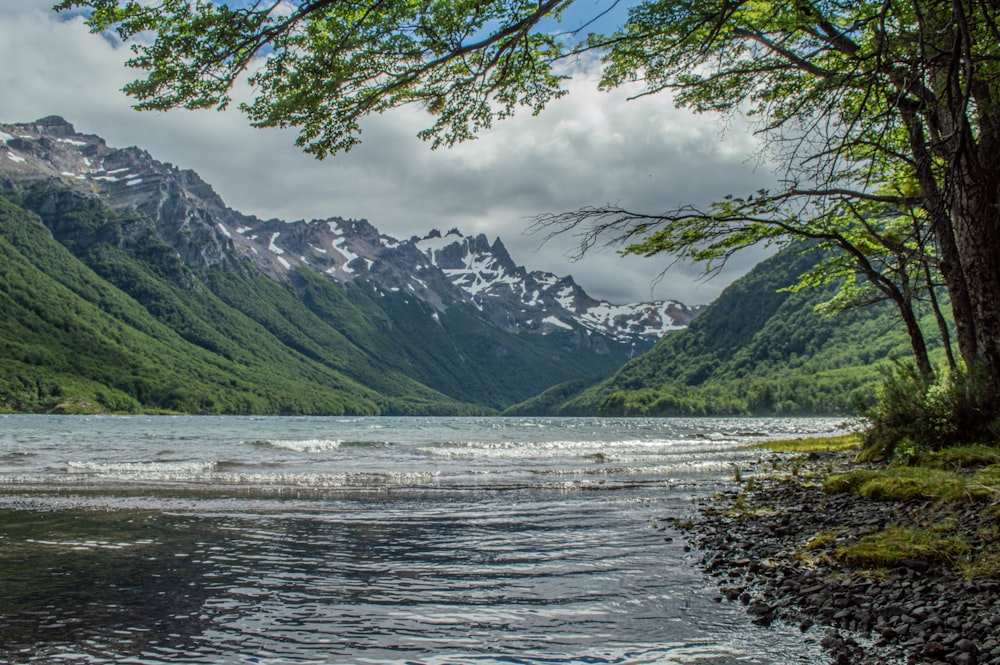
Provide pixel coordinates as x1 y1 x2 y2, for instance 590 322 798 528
682 447 1000 665
922 640 948 659
952 653 976 665
955 638 979 658
901 559 930 573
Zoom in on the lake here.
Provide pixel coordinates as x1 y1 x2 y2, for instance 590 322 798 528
0 415 849 664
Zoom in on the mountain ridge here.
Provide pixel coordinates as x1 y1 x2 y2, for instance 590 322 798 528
0 115 702 346
507 244 948 416
0 115 702 414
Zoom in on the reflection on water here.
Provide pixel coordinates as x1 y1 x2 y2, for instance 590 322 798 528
0 416 846 664
0 509 218 663
0 496 827 665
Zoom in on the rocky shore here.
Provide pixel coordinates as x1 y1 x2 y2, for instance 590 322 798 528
671 449 1000 665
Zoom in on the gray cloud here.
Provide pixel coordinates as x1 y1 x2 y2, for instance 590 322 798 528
1 0 777 305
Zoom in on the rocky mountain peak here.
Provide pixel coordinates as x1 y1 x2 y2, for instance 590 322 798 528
0 115 702 348
34 115 79 137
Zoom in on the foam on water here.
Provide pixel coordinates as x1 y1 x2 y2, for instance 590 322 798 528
414 438 704 461
207 470 442 488
26 537 155 551
251 438 343 452
66 460 217 477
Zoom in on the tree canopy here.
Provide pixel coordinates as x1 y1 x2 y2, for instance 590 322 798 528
57 0 1000 420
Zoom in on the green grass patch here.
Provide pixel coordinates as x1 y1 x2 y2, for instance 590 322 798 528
857 467 965 501
972 464 1000 486
823 466 977 502
967 465 1000 503
805 529 842 550
962 545 1000 579
822 469 879 494
836 525 970 569
919 445 1000 470
751 433 861 454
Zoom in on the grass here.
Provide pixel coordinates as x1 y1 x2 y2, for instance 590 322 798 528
836 525 970 568
821 469 879 494
805 529 843 551
829 515 1000 578
919 445 1000 470
750 433 861 454
811 442 1000 576
855 468 965 502
823 464 999 502
961 545 1000 579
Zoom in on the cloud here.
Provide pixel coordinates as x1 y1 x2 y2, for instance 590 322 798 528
0 0 777 305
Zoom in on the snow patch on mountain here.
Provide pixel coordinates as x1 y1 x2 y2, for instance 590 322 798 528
268 233 285 255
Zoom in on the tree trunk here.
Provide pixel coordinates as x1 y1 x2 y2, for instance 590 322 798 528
898 106 982 371
923 262 956 370
932 215 980 367
843 236 935 380
896 298 934 381
951 173 1000 401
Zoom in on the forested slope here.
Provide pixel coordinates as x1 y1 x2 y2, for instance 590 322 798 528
0 180 629 414
509 246 948 416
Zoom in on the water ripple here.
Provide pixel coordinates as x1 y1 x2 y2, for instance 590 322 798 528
0 416 848 665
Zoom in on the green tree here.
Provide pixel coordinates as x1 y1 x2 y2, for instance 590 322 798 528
57 0 1000 408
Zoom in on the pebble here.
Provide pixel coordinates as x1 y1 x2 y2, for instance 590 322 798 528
676 450 1000 665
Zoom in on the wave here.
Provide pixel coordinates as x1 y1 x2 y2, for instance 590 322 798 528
0 451 35 464
207 470 441 488
55 461 441 489
415 438 729 461
246 438 342 452
66 461 216 480
350 642 745 665
340 439 392 449
25 537 155 551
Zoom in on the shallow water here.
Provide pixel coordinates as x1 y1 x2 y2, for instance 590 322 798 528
0 415 849 664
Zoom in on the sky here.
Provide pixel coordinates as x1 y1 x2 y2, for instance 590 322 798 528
0 0 778 306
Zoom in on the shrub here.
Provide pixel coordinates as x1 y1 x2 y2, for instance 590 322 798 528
860 361 1000 460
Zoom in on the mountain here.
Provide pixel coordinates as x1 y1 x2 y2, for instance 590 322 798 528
508 244 949 416
0 116 701 414
410 228 700 343
0 116 699 344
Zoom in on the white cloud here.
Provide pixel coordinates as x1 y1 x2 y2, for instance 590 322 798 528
0 0 776 305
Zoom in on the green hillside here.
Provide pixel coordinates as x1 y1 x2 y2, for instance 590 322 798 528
0 193 434 414
2 171 945 417
0 178 631 414
509 245 948 416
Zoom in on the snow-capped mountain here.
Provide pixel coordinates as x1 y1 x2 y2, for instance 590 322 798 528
0 116 700 346
412 229 698 341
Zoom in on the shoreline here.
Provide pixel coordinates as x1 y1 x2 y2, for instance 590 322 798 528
675 447 1000 665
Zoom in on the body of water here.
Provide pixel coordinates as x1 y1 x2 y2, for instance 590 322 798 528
0 415 849 664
